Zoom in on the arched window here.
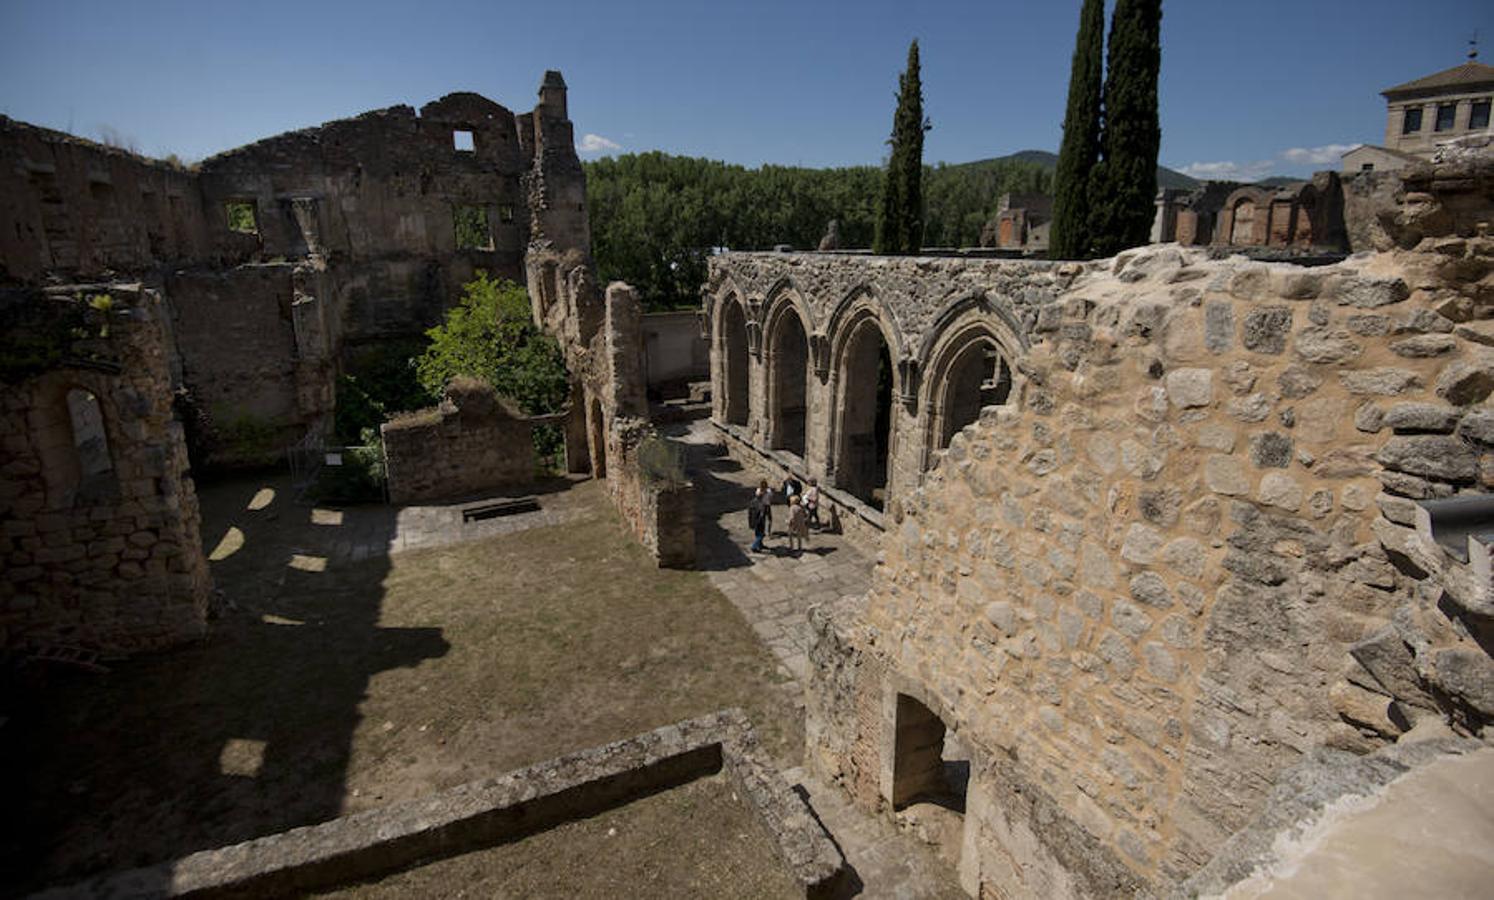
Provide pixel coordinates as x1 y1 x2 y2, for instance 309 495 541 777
933 338 1010 452
67 389 112 477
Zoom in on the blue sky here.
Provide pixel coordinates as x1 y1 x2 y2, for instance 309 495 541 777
2 0 1491 179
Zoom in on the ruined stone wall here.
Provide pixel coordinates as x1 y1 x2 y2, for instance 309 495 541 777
1 286 211 654
3 77 585 464
381 379 538 505
802 152 1494 895
0 118 216 284
590 283 696 568
642 310 709 397
194 92 533 344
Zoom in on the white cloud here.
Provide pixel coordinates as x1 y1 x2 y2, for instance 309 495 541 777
1177 159 1276 182
1281 143 1359 165
576 133 622 154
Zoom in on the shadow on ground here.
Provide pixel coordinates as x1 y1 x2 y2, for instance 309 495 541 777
0 474 444 893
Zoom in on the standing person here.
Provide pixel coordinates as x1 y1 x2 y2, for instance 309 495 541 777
802 478 821 529
787 494 809 554
749 479 773 553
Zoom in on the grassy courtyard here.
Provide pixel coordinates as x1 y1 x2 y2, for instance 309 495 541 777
1 477 802 893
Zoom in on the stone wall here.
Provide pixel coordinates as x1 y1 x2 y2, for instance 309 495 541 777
1 286 211 654
381 379 540 505
801 149 1494 896
592 284 696 568
642 310 709 398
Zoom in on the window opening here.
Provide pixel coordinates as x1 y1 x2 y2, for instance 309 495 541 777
499 204 515 223
1435 103 1457 132
453 205 493 250
453 129 475 153
1402 107 1423 134
225 200 258 234
1471 100 1491 131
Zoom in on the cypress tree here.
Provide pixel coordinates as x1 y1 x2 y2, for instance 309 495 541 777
1050 0 1104 260
875 39 926 255
1090 0 1163 257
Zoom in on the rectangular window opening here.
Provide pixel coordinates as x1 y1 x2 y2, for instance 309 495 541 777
225 199 258 234
1435 103 1457 132
1402 107 1423 135
1361 163 1375 172
453 205 493 250
453 129 475 153
1471 100 1491 131
499 203 515 223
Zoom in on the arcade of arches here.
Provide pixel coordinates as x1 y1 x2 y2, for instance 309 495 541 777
704 254 1042 532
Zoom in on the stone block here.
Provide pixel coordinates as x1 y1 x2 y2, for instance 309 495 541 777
1248 432 1293 468
1435 355 1494 405
1381 403 1460 433
1120 523 1164 564
1205 456 1250 495
1242 306 1293 354
1294 327 1361 364
1374 435 1477 482
1165 368 1214 409
1339 368 1421 396
1256 472 1303 511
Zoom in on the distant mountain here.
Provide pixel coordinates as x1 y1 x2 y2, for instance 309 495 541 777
1254 176 1303 188
947 149 1202 191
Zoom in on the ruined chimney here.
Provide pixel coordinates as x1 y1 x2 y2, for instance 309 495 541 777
539 70 568 121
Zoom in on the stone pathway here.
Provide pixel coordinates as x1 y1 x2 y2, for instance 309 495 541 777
784 767 969 900
672 418 875 685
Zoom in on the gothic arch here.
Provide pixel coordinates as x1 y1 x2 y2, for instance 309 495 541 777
763 299 811 457
826 296 903 510
919 315 1020 471
713 291 752 427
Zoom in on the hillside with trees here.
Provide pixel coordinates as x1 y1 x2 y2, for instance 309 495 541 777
584 149 1198 309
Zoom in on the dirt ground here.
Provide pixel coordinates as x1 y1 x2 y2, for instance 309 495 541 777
319 775 803 900
0 475 803 894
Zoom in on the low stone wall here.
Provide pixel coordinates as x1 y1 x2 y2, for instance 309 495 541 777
38 710 847 899
715 421 886 554
607 418 696 568
381 379 538 505
1 286 212 655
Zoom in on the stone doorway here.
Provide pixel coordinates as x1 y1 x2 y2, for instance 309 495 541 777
768 308 809 458
888 693 970 869
589 397 607 479
834 319 892 510
721 300 749 427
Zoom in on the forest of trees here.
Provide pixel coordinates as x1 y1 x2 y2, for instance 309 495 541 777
584 153 1055 310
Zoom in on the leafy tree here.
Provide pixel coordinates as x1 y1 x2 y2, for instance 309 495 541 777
1090 0 1163 257
415 273 569 416
1050 0 1105 260
875 40 928 255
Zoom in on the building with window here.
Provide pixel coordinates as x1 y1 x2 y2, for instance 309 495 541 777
1344 58 1494 172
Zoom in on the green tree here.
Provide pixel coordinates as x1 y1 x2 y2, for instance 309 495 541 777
874 39 928 255
1050 0 1105 260
1090 0 1163 257
415 273 569 415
